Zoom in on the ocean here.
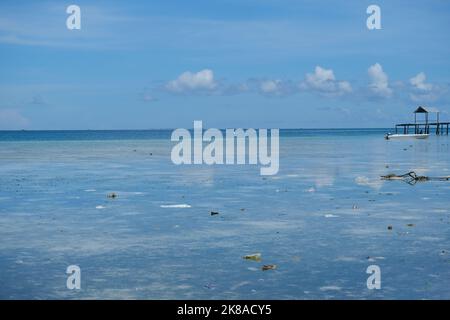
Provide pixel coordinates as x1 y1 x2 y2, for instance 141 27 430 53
0 129 449 299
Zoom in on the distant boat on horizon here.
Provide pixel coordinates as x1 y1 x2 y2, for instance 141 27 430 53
384 133 429 140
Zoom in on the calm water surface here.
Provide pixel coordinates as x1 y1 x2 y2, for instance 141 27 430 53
0 129 449 299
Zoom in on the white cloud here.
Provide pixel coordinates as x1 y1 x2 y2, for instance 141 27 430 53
410 72 432 91
166 69 217 93
408 72 440 102
260 80 280 93
301 66 352 96
160 66 447 103
259 79 292 96
337 81 352 93
0 109 29 129
368 63 392 97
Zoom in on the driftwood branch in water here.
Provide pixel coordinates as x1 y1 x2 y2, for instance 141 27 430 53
381 171 450 185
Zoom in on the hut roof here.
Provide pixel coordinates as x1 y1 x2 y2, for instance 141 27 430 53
414 106 439 113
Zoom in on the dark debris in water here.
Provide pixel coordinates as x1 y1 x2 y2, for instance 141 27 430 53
381 171 450 185
262 264 277 271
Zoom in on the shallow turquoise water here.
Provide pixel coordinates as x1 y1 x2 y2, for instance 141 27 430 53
0 130 449 299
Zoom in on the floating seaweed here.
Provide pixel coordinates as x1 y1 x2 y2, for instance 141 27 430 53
243 253 261 262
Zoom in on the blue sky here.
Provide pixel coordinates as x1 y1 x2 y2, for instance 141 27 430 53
0 0 449 129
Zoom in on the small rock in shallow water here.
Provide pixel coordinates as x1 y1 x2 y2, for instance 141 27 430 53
262 264 277 271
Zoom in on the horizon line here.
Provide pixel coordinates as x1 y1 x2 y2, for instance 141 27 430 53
0 127 395 132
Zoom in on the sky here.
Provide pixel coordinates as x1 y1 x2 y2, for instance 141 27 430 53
0 0 449 129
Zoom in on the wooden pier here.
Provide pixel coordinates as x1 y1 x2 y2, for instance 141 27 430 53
395 106 449 135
